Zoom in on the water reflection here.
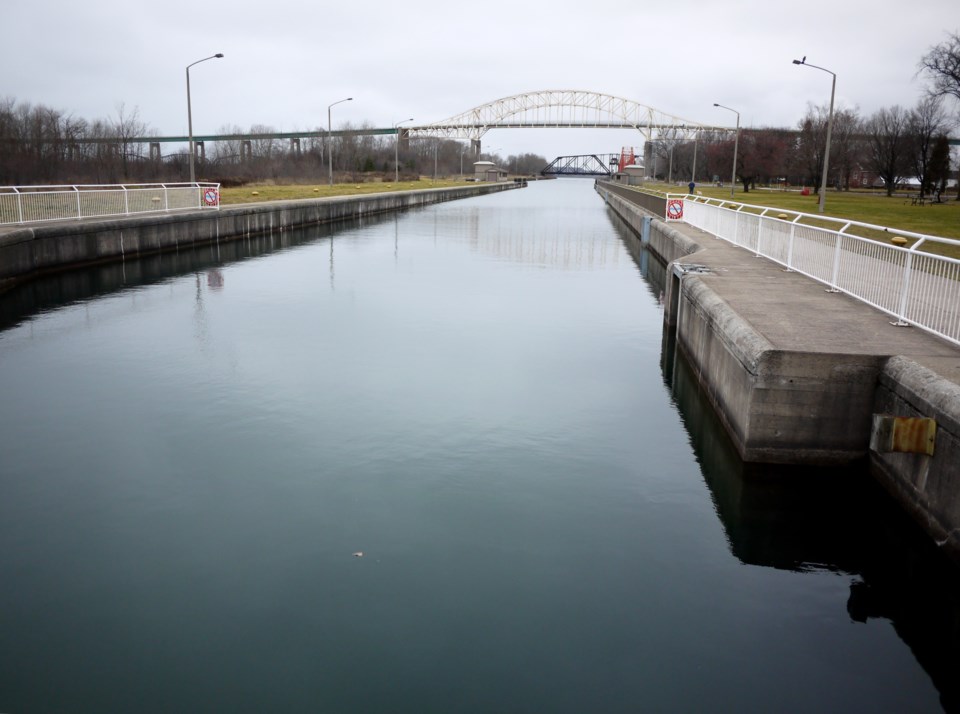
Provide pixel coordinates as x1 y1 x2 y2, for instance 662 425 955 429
3 181 959 712
655 256 960 712
0 217 357 333
462 205 623 270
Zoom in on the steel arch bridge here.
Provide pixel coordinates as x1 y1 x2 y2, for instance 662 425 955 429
407 90 715 142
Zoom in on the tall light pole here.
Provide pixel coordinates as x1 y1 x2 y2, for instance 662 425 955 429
713 103 740 198
327 97 352 186
793 56 836 214
186 53 223 184
394 118 413 183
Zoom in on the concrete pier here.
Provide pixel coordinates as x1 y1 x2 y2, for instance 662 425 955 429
597 181 960 563
0 182 519 290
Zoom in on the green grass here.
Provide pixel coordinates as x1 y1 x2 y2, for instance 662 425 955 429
219 179 474 205
642 181 960 258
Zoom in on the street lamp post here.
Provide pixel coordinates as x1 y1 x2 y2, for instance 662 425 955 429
186 53 224 184
327 97 352 186
793 57 836 214
713 103 740 198
394 118 413 183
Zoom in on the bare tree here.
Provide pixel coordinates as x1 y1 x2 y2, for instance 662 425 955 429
928 135 951 201
907 96 950 198
920 30 960 198
113 103 147 179
794 103 861 191
827 108 863 190
864 106 912 196
920 31 960 103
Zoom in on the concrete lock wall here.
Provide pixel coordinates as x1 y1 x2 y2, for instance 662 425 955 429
673 275 887 464
596 181 960 564
872 357 960 557
0 183 519 288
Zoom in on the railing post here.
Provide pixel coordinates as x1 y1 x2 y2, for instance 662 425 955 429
786 220 796 270
163 184 169 212
756 215 764 257
123 185 130 215
827 233 842 292
15 187 23 224
894 251 915 325
75 186 81 220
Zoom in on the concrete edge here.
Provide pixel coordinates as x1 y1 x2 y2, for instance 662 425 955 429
0 183 518 291
879 355 960 434
653 218 701 258
679 274 774 376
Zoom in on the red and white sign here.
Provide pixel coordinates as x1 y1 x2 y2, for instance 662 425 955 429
666 199 684 220
202 187 220 206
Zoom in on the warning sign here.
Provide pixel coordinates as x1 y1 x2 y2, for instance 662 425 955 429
202 187 220 207
666 199 684 220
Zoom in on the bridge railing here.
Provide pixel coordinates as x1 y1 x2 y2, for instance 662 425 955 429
0 182 221 226
668 193 960 347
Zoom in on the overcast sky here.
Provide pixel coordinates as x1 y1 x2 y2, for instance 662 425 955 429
4 0 957 160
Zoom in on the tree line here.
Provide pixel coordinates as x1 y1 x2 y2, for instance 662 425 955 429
651 96 954 199
652 32 960 199
0 100 547 186
2 32 958 192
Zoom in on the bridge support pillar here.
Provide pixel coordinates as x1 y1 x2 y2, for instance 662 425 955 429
290 138 301 155
398 128 410 151
240 140 252 162
471 139 481 158
149 142 161 162
194 141 205 163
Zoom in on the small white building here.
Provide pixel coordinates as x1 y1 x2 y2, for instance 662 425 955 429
474 161 508 182
613 164 646 186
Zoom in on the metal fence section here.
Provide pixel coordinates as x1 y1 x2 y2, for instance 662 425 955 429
0 183 220 226
672 194 960 347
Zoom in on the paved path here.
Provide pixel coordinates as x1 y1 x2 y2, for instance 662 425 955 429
666 220 960 387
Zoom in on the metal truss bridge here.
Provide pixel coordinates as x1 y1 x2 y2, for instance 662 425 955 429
541 154 622 176
407 91 714 144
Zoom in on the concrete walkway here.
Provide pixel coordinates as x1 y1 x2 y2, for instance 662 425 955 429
666 220 960 387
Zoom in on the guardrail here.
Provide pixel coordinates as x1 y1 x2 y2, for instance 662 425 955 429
0 182 221 226
667 193 960 347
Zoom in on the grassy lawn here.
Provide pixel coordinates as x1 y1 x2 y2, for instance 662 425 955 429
644 181 960 240
219 179 474 205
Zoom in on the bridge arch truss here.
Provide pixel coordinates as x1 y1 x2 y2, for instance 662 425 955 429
408 90 712 142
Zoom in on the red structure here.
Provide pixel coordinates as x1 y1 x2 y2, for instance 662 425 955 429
617 147 637 173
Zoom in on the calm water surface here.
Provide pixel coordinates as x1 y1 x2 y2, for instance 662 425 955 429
1 180 958 712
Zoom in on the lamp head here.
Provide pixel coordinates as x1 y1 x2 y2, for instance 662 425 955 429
215 53 224 58
792 56 805 65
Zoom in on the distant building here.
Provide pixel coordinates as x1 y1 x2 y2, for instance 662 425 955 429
473 161 508 182
612 164 646 186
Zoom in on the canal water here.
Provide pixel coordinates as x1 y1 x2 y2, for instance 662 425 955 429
1 180 958 713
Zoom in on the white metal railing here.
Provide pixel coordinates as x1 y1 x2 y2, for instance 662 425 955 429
666 194 960 347
0 182 221 226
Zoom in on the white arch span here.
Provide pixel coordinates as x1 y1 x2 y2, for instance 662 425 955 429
408 90 717 141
